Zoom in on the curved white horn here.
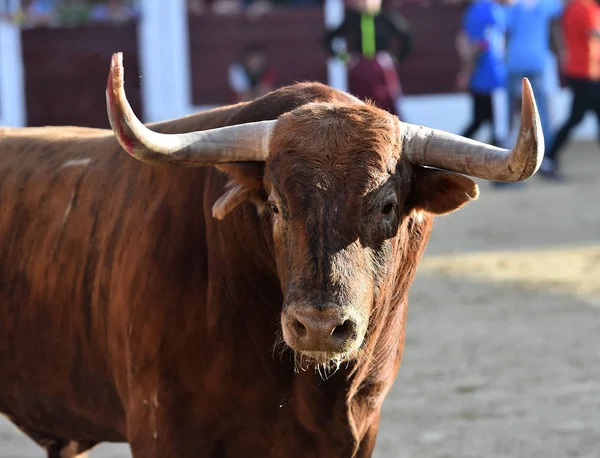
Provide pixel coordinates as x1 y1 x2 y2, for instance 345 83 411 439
403 78 544 181
106 52 276 167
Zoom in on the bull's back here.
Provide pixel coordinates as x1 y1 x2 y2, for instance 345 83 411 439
0 126 216 442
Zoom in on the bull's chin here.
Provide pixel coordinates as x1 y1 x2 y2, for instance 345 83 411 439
275 338 364 374
299 350 353 366
287 343 363 369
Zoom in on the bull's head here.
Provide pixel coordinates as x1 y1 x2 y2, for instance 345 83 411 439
107 53 543 366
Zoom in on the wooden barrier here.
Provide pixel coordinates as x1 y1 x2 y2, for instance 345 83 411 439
20 6 464 127
22 23 142 128
188 6 464 105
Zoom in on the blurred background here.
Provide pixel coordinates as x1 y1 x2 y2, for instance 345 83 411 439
0 0 598 138
0 0 599 457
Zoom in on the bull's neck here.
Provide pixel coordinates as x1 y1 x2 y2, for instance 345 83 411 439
204 200 366 453
204 194 282 353
203 195 434 455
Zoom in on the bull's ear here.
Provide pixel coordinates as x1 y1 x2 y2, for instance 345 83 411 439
212 163 266 220
408 167 479 215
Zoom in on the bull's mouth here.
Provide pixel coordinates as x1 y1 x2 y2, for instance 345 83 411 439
293 350 356 377
273 333 362 377
301 350 347 364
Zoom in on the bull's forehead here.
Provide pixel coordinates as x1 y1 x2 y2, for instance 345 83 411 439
267 102 401 198
274 152 391 198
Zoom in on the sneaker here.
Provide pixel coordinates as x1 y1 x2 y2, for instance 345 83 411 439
538 168 565 182
539 157 555 173
537 158 565 182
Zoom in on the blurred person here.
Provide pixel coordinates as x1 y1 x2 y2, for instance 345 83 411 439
55 0 91 26
188 0 268 16
323 0 413 119
540 0 600 181
22 0 57 27
285 0 321 5
188 0 238 15
228 43 277 103
504 0 563 154
213 0 244 14
245 0 273 18
456 0 511 148
90 0 138 23
188 0 206 14
1 1 25 24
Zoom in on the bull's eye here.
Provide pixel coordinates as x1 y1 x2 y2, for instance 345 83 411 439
381 202 395 215
268 202 279 214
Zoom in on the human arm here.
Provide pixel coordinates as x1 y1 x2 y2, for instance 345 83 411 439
228 62 252 101
381 12 414 62
323 19 349 57
550 17 565 67
455 29 480 91
545 0 565 65
455 5 492 91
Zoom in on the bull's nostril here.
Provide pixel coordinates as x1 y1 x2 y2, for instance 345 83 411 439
294 319 307 337
331 320 354 341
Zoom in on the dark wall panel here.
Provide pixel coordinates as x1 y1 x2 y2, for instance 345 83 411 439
19 7 465 127
189 10 329 106
22 24 141 128
188 6 465 105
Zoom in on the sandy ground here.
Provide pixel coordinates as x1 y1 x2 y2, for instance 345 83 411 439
1 143 599 458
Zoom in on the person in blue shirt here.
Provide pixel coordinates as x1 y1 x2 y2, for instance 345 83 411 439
504 0 563 151
457 0 512 147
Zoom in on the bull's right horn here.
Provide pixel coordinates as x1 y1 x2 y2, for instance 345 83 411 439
106 52 276 166
402 78 544 182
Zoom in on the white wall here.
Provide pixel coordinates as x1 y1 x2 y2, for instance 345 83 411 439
2 0 597 144
137 0 190 123
0 2 26 127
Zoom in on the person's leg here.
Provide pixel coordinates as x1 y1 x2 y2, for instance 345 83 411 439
588 80 600 145
527 71 554 148
506 73 522 144
483 92 499 146
544 54 561 129
542 77 590 180
488 87 525 189
461 92 487 139
490 86 512 147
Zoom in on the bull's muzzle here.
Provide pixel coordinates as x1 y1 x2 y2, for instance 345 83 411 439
283 303 361 356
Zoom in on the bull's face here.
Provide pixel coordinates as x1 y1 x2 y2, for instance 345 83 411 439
107 55 542 366
262 103 478 365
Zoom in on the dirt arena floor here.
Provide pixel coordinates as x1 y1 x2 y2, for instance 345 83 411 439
1 143 599 458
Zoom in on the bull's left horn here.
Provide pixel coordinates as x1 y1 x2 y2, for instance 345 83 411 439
106 52 276 166
401 78 544 182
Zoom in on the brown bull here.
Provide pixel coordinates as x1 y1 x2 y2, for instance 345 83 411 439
0 52 543 458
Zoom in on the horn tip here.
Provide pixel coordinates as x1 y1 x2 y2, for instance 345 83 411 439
111 51 123 67
518 76 545 180
108 52 125 93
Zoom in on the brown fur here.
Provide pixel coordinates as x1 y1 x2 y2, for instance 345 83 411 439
0 82 478 457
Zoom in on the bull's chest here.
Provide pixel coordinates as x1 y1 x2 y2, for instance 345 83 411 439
131 363 377 457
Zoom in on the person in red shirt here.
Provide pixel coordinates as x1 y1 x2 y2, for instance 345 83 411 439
541 0 600 180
